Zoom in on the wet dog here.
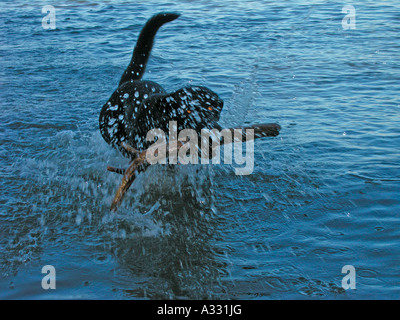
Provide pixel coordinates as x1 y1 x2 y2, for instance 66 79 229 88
99 12 281 210
99 13 224 155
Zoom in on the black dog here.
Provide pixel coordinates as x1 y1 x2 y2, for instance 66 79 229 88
100 13 281 210
99 13 224 156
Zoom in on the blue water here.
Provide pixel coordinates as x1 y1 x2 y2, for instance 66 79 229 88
1 0 399 299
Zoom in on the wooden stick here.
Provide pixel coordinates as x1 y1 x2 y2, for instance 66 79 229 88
107 166 126 175
109 122 280 211
121 142 140 157
110 150 148 211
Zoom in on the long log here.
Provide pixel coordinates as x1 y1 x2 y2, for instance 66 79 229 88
109 123 281 211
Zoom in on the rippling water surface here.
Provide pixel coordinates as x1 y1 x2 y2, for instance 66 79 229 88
1 0 399 299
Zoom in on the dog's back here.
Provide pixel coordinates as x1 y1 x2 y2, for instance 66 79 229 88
99 13 180 151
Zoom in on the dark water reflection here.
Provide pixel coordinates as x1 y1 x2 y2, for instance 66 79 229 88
108 170 227 299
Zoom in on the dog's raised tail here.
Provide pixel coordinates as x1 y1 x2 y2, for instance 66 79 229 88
119 12 180 85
